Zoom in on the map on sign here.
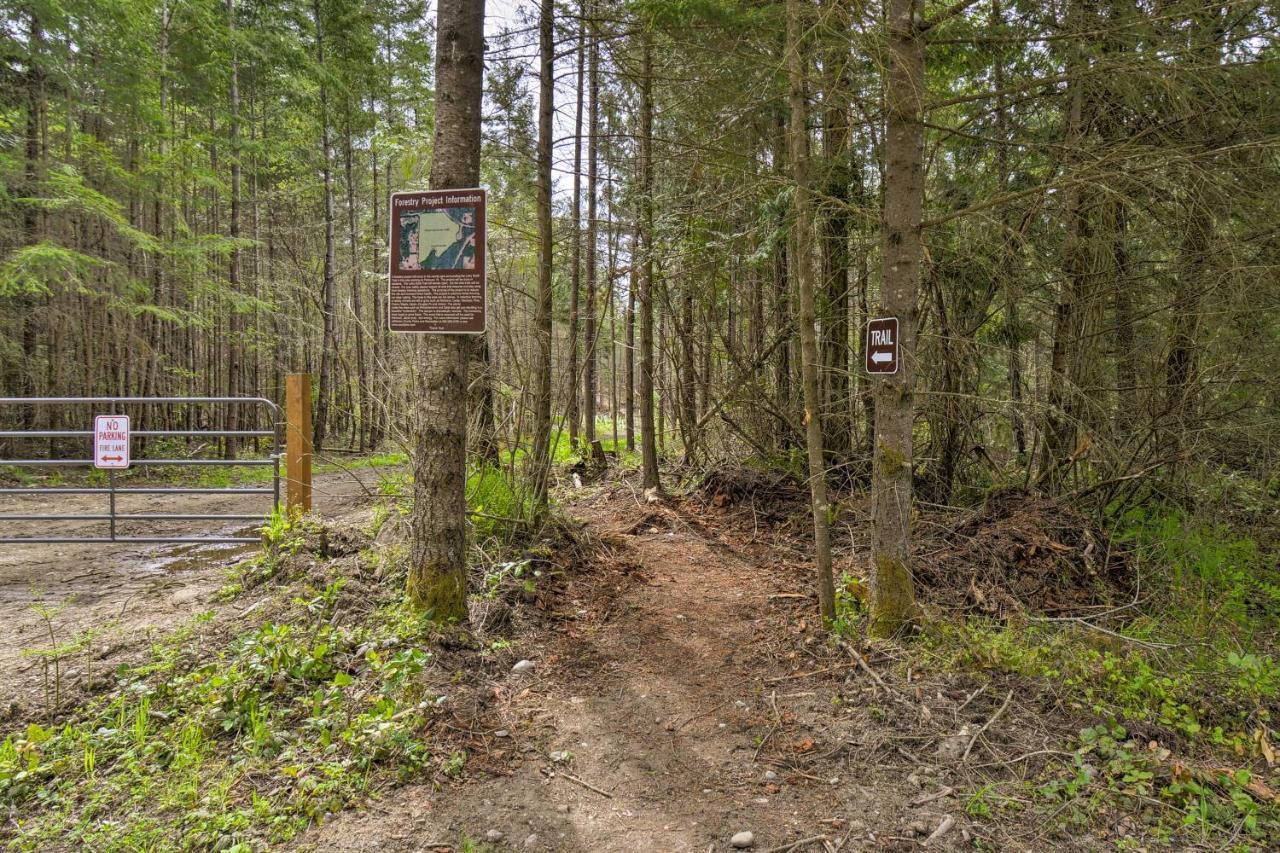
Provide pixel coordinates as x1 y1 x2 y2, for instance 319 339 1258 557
398 208 478 272
94 414 130 470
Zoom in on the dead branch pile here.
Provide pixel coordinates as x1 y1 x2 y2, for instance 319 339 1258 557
698 467 806 516
917 488 1133 615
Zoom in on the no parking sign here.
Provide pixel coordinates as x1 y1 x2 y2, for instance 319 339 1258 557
94 415 130 469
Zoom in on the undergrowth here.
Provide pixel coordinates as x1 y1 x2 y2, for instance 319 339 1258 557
910 504 1280 847
0 519 492 851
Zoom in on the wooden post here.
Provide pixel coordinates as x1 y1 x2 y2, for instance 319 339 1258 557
286 373 313 513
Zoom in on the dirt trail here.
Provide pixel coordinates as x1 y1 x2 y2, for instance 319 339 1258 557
302 488 966 852
0 468 383 715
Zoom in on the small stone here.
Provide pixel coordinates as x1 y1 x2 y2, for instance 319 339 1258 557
935 726 970 763
763 770 779 781
485 829 505 843
730 830 755 848
555 804 570 814
549 750 571 764
524 833 539 847
512 659 535 674
170 587 200 606
494 730 510 738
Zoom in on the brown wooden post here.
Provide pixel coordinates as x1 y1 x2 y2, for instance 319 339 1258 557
286 373 313 513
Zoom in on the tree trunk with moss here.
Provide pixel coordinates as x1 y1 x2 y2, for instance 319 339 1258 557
869 0 922 637
407 0 484 622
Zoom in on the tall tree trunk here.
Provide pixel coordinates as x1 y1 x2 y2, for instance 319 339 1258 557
225 0 242 458
637 32 661 492
531 0 555 513
1164 182 1212 457
678 281 697 460
820 0 852 467
313 0 338 450
1040 0 1101 490
566 16 585 451
626 225 637 451
869 0 923 637
343 102 368 450
787 0 836 625
991 0 1026 459
583 3 600 447
17 11 46 420
370 132 384 448
407 0 485 620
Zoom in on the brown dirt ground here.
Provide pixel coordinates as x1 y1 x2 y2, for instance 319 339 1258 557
295 482 1104 853
0 468 385 718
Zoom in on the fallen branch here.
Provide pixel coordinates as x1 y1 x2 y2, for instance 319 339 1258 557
922 814 956 847
962 690 1013 762
759 835 829 853
1027 614 1175 649
540 767 613 799
838 641 890 694
910 786 955 807
753 690 781 763
766 663 858 683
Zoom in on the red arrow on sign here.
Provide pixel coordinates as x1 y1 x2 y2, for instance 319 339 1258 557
101 455 123 462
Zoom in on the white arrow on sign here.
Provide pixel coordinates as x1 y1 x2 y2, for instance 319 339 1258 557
871 351 893 363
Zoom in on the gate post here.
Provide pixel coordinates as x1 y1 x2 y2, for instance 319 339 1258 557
286 374 313 513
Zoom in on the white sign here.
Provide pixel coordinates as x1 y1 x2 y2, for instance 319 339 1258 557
94 415 130 469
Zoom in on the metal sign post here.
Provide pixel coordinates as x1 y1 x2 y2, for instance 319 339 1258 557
387 187 487 334
866 317 900 375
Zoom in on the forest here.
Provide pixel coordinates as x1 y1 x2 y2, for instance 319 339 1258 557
1 0 1279 850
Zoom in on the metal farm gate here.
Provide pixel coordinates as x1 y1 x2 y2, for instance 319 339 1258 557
0 397 282 545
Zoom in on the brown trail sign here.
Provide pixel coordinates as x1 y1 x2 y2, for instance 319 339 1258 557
866 317 899 375
387 188 486 334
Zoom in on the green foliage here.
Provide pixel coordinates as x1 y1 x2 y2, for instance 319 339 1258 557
466 463 529 540
830 573 866 638
0 241 104 297
0 565 454 850
1036 725 1280 844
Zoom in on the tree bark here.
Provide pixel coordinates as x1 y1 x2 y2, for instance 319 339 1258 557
787 0 836 625
626 225 637 451
225 0 243 457
584 2 600 446
637 32 661 491
531 0 556 512
869 0 923 637
407 0 485 621
312 0 338 450
820 0 852 467
567 16 585 451
343 101 368 450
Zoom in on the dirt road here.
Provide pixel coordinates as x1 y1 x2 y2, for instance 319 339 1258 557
0 468 383 714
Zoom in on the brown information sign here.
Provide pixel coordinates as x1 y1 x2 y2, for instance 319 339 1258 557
865 316 899 374
388 188 486 333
